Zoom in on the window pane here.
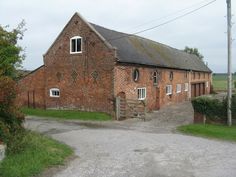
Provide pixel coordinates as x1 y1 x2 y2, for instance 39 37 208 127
71 39 76 52
77 38 81 52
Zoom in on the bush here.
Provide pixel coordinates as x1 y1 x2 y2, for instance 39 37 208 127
0 121 10 144
192 96 227 121
192 94 236 122
0 74 25 150
234 81 236 89
6 128 28 155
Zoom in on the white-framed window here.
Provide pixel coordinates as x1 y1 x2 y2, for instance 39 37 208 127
70 36 82 54
184 83 189 92
137 87 146 100
176 84 181 93
206 81 209 88
50 88 60 97
166 85 172 95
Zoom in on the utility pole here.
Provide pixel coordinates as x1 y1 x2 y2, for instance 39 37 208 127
226 0 232 126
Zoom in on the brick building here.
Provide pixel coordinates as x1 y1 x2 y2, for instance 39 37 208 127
17 12 212 117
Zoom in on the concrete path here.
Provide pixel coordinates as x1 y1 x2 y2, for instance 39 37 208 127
25 102 236 177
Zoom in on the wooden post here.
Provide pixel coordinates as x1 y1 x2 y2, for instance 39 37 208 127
116 97 120 121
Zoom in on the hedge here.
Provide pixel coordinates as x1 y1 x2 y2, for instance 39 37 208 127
191 94 236 121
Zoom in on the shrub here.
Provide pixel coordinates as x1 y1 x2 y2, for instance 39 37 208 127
192 96 227 121
0 74 25 147
0 75 24 127
6 128 28 155
0 121 10 144
192 94 236 122
231 94 236 118
234 81 236 89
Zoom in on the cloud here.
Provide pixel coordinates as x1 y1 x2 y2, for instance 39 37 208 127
0 0 235 73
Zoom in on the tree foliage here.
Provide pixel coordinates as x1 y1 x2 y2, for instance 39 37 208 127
0 21 26 79
184 46 204 60
0 22 26 144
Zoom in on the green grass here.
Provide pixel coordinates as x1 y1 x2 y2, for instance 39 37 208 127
0 132 73 177
213 74 236 90
178 124 236 142
22 107 112 121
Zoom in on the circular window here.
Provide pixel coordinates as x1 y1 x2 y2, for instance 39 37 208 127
133 69 139 82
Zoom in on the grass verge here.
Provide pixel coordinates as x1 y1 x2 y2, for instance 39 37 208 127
178 124 236 142
22 107 112 121
0 131 73 177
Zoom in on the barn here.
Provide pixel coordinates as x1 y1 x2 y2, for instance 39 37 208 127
17 12 212 118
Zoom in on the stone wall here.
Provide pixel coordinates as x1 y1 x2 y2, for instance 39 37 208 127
0 144 6 161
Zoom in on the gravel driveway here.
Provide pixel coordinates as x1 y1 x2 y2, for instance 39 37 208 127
25 102 236 177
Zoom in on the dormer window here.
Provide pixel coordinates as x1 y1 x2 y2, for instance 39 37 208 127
70 36 82 54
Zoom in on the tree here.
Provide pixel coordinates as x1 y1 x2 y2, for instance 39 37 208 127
0 20 26 79
184 46 204 60
0 22 26 147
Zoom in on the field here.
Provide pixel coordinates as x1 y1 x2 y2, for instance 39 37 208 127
212 73 236 91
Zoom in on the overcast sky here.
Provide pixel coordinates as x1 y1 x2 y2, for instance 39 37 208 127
0 0 235 73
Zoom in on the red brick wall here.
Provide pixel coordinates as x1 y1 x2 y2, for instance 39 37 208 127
114 64 211 111
16 13 212 115
17 66 45 108
190 71 212 95
43 14 116 114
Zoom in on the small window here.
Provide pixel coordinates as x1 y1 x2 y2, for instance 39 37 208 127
169 71 173 81
133 69 139 82
137 88 146 100
166 85 172 95
198 73 200 79
50 88 60 97
70 36 82 54
184 83 189 92
206 81 209 88
153 71 158 85
176 84 181 93
184 71 188 79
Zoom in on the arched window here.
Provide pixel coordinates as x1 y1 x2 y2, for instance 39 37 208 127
70 36 82 54
153 71 158 85
50 88 60 97
169 71 173 81
133 69 139 82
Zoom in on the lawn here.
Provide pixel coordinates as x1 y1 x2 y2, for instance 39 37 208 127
0 131 73 177
178 124 236 142
212 74 236 91
22 107 112 121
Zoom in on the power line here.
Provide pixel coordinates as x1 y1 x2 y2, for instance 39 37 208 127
123 0 215 33
107 0 217 42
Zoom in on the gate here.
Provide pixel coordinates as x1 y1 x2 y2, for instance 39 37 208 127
116 97 146 121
